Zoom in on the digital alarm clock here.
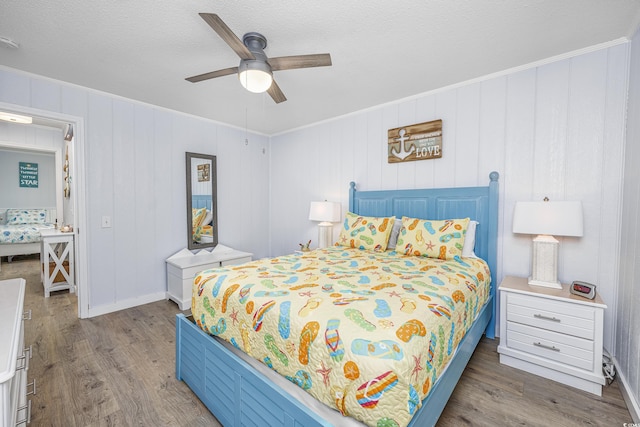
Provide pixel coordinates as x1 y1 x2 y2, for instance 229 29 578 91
569 281 596 299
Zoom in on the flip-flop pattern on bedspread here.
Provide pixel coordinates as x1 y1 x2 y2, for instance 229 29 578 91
192 247 490 427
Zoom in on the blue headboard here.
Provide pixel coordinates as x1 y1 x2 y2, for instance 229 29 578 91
192 195 213 211
349 171 499 337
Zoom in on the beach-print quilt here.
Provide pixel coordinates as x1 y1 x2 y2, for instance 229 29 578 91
192 247 490 427
0 223 54 244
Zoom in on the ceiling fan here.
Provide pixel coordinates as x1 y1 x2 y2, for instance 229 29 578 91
186 13 332 104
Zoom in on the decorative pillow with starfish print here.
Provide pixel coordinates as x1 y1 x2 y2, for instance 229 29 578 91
336 212 395 252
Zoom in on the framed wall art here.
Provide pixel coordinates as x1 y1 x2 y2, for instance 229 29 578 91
388 119 442 163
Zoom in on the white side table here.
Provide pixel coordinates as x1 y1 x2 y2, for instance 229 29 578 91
40 229 75 297
497 275 606 395
166 245 252 311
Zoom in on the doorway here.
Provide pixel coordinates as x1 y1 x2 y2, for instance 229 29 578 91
0 102 88 318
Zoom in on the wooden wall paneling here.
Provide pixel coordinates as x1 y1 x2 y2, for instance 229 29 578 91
502 69 537 278
169 114 187 257
268 133 291 255
249 133 270 259
532 60 570 200
0 68 30 105
455 83 481 187
61 85 88 118
30 78 62 113
326 119 344 196
478 77 507 285
601 44 630 354
366 108 383 191
302 125 324 249
618 28 640 416
414 95 437 189
87 93 116 307
112 99 137 302
333 118 353 243
152 110 176 288
433 90 458 188
397 99 417 189
232 126 254 251
133 105 158 297
478 77 507 182
564 50 607 293
381 104 399 190
351 113 369 191
216 123 234 246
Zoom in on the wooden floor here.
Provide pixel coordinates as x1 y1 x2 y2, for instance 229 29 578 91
0 255 632 426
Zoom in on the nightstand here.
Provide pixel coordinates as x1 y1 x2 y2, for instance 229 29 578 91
166 245 252 311
497 275 606 395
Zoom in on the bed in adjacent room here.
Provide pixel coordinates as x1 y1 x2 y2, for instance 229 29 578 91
0 208 56 270
176 172 499 427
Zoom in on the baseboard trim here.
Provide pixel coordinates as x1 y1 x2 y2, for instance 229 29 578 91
87 292 167 318
612 355 640 422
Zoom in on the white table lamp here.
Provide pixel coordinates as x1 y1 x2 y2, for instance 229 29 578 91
309 201 341 249
512 199 583 289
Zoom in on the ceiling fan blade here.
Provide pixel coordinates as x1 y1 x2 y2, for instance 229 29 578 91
267 80 287 103
268 54 332 71
186 66 239 83
199 13 254 60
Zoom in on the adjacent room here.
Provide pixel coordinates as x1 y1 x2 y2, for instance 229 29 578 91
1 1 639 426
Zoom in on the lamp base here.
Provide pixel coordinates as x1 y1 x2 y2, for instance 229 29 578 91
528 235 562 289
527 276 562 289
317 223 333 249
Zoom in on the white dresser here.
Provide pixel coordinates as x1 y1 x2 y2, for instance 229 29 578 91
498 275 606 395
166 245 252 310
0 278 33 426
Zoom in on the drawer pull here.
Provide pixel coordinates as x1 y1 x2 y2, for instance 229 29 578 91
16 399 31 425
27 378 37 396
534 313 560 322
534 342 560 352
16 354 28 371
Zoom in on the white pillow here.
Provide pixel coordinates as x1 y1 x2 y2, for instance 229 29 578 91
462 220 478 257
202 209 213 226
386 218 403 250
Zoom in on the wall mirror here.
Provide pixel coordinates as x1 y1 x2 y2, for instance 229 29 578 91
186 152 218 250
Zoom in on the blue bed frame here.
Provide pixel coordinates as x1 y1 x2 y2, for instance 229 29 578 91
176 171 499 427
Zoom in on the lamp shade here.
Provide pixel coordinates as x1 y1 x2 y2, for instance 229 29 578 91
513 200 583 237
309 201 341 223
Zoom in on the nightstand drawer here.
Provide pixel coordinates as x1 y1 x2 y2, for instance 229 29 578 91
507 322 594 371
507 294 595 339
221 256 252 266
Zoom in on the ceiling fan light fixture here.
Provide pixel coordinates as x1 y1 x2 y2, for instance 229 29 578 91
238 60 273 93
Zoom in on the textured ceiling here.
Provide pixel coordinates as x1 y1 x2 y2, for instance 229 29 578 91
1 1 639 135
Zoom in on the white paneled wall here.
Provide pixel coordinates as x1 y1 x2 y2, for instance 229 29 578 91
0 67 270 316
617 26 640 421
270 43 629 351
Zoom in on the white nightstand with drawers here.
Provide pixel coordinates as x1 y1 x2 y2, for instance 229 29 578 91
166 245 252 311
497 275 606 395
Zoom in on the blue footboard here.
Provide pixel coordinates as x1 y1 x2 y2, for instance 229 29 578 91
176 313 332 427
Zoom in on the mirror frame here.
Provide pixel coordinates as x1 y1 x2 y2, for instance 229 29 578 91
186 152 218 250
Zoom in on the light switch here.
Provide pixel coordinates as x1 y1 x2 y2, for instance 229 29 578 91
102 216 111 228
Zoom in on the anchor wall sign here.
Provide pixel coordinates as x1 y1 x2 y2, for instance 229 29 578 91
387 119 442 163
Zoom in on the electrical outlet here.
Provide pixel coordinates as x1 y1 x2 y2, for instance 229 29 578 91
101 216 111 228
